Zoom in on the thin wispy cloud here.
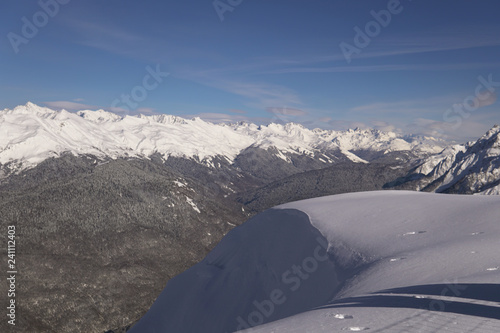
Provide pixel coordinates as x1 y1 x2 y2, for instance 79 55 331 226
230 109 247 114
333 27 500 61
44 101 97 111
69 20 144 43
43 100 158 116
405 117 495 142
63 19 148 57
184 112 269 124
264 62 500 74
179 68 303 109
472 91 497 108
266 107 307 117
135 107 157 115
349 95 459 116
260 29 500 75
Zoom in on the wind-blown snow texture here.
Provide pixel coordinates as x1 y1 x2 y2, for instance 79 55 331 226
0 103 443 172
130 191 500 333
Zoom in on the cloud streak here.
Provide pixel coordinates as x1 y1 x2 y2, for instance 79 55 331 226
263 62 500 74
43 101 97 111
266 107 307 117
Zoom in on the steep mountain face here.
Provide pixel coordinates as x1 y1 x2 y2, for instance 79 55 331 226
389 126 500 194
431 125 500 194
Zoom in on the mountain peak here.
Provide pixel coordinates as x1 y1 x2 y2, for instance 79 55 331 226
475 125 500 149
484 124 500 138
10 102 57 116
0 103 447 173
77 109 123 123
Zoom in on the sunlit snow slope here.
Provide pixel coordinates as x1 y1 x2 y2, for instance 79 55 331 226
130 191 500 333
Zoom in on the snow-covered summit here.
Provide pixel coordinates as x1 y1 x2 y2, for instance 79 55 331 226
0 103 445 172
469 124 500 155
76 109 123 123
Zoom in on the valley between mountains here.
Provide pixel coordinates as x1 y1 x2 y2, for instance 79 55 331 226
0 103 499 332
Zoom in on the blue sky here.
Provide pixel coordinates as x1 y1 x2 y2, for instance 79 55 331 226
1 0 500 141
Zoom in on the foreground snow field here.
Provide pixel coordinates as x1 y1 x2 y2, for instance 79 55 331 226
130 191 500 333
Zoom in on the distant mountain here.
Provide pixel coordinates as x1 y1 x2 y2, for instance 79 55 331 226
388 125 500 194
0 103 445 175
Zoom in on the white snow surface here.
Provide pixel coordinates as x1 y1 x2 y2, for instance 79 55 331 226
130 191 500 333
0 103 444 171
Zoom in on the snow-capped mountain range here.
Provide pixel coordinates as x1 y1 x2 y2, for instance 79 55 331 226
1 102 499 197
0 103 444 173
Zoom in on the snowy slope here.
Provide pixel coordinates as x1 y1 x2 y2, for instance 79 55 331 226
432 125 500 193
480 183 500 195
0 103 444 172
0 103 253 171
390 125 500 195
129 191 500 333
413 125 500 194
411 144 467 189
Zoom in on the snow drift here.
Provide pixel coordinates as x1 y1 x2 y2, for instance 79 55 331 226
129 191 500 332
